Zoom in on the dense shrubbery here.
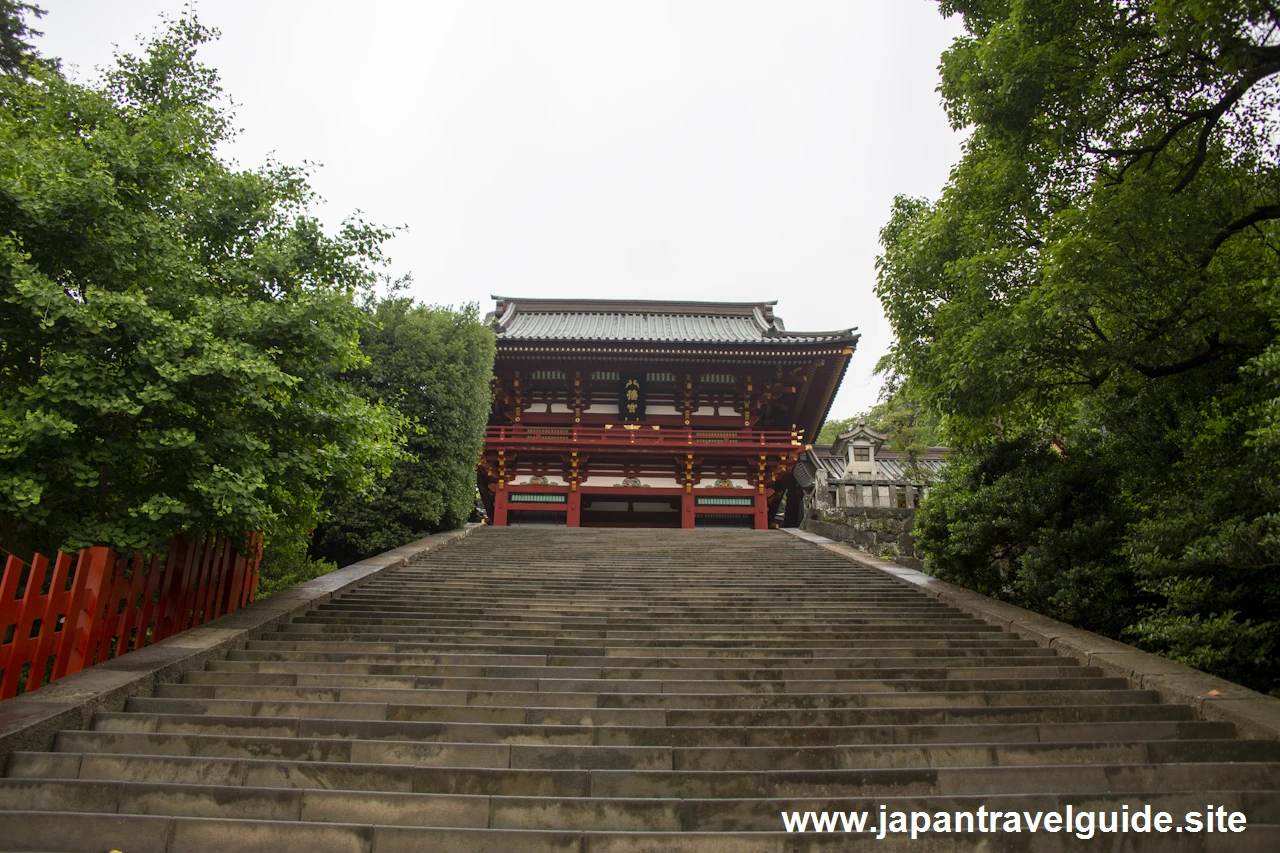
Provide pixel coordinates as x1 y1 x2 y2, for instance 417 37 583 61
877 1 1280 694
912 438 1143 639
255 534 338 600
309 294 494 568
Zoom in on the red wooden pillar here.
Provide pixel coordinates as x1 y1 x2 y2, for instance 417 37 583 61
567 488 581 528
682 491 695 529
494 489 509 526
753 492 768 530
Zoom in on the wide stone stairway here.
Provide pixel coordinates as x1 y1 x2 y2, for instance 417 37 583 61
1 528 1277 851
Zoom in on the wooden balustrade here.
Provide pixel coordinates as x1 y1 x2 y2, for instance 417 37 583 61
485 425 800 447
836 479 928 509
0 534 261 700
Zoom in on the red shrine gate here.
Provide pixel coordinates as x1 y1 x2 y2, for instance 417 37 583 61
479 298 857 530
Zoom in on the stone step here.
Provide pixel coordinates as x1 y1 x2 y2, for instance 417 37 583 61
183 670 1126 697
124 695 1174 726
282 617 998 637
3 527 1275 848
2 778 1279 832
87 711 1227 750
245 638 1050 655
17 744 1280 796
217 654 1084 679
328 596 942 608
250 635 1043 654
54 721 1246 768
260 632 1031 652
170 671 1141 701
297 615 980 630
357 580 918 590
154 676 1167 712
268 627 1014 644
205 655 1094 678
0 810 1274 853
334 597 945 609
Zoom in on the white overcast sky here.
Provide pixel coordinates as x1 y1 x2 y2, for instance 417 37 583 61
35 1 966 419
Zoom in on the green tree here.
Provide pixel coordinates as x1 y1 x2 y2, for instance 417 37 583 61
0 17 402 558
816 384 940 476
309 293 495 567
877 0 1280 692
866 385 941 478
0 1 43 76
816 416 857 445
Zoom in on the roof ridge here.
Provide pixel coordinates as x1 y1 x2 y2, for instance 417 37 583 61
489 296 858 345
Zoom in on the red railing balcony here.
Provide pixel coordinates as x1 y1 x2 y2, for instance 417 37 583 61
484 424 802 449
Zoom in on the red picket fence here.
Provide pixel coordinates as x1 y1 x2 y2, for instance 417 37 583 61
0 534 261 700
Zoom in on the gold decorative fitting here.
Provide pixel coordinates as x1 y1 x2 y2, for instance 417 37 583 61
623 424 641 431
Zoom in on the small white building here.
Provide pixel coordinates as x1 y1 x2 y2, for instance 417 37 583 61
794 417 950 511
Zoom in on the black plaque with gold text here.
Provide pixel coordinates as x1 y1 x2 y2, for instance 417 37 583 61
619 373 646 421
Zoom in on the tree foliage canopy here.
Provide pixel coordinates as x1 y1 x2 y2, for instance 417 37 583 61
310 293 495 567
0 1 43 77
0 17 403 556
817 389 940 478
879 0 1280 693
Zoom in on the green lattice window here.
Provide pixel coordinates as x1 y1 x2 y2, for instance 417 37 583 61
510 493 568 504
695 496 753 507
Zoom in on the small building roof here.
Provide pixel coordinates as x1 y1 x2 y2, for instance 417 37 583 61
802 443 952 484
876 456 950 481
806 446 848 480
487 296 858 346
831 417 887 459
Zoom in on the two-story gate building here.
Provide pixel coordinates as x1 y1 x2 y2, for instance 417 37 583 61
479 297 857 529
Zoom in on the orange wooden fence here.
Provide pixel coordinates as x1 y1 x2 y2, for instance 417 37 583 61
0 534 261 700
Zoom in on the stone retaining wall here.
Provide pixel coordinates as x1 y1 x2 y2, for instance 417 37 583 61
800 506 922 568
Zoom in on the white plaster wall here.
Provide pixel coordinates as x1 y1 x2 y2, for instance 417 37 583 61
579 475 675 488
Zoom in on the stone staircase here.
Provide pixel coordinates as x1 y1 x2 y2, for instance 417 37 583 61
1 527 1277 851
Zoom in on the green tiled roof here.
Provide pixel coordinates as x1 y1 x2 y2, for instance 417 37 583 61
487 297 857 346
